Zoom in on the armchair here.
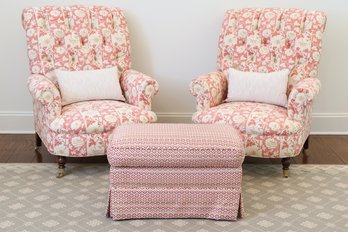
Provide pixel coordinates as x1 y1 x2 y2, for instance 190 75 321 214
190 8 327 177
22 6 159 177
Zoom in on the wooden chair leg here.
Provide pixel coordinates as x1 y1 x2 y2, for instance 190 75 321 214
57 156 66 178
304 137 309 150
281 157 291 178
35 132 42 150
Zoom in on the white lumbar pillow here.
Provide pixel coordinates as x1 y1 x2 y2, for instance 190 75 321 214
56 67 125 106
226 68 290 108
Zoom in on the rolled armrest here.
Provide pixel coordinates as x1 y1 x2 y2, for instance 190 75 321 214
27 74 62 119
28 74 61 105
288 78 321 120
120 69 159 111
189 71 227 111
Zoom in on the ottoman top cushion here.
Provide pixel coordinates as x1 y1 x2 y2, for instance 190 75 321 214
107 123 245 168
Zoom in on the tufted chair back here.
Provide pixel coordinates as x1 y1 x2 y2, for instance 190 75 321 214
22 6 131 75
217 8 327 93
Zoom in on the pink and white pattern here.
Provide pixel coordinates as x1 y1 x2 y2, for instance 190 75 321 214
189 71 228 111
22 6 159 157
190 8 327 158
121 69 159 111
107 123 245 221
107 124 244 168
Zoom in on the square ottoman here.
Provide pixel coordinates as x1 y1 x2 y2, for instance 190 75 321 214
106 123 245 221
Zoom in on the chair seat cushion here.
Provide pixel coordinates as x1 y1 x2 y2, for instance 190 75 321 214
49 100 157 134
193 102 302 136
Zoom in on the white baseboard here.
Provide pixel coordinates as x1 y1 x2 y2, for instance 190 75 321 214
0 111 34 134
156 112 192 123
1 111 348 135
310 113 348 135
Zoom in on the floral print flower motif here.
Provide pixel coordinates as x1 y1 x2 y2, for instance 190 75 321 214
32 66 40 74
243 12 252 18
111 33 125 44
270 35 285 48
105 115 118 123
259 46 270 55
53 29 65 39
26 28 36 37
41 91 54 103
266 138 278 149
286 31 297 40
74 9 86 18
88 33 103 46
71 137 84 147
64 33 81 48
304 21 313 31
56 47 66 55
247 35 261 48
28 50 37 60
316 14 326 24
295 37 312 50
224 34 238 46
193 84 203 95
265 12 275 19
284 49 294 56
315 31 323 40
70 120 82 130
295 93 307 104
262 29 272 38
50 10 60 17
79 28 89 37
101 28 111 37
99 9 108 17
39 34 55 48
238 29 248 38
312 52 320 62
145 85 155 96
290 12 300 19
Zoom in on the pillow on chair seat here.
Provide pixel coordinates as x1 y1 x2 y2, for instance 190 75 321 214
226 68 290 108
56 67 125 106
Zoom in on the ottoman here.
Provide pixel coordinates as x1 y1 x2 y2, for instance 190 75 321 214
106 123 245 221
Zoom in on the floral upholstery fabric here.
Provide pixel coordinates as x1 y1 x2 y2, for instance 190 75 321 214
22 6 131 74
22 6 158 157
191 8 327 158
217 8 326 94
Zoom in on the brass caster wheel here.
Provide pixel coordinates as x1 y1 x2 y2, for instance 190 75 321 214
283 169 289 178
56 168 65 178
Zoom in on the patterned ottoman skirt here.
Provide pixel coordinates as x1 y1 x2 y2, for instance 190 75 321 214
106 123 245 221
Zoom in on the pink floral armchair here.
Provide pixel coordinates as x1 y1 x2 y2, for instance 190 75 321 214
22 6 159 177
190 8 327 177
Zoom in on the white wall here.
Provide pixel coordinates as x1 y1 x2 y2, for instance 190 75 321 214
0 0 347 134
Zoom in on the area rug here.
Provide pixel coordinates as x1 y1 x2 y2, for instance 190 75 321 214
0 164 347 232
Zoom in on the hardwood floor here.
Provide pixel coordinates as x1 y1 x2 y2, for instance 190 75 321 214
0 134 347 164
